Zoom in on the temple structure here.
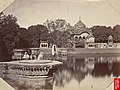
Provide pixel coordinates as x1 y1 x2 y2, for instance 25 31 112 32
67 19 95 48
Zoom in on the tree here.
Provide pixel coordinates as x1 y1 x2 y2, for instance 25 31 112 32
17 28 30 48
59 31 71 48
0 12 20 61
44 19 68 32
48 30 62 47
28 24 49 48
113 25 120 42
90 26 113 43
0 32 10 61
47 30 72 48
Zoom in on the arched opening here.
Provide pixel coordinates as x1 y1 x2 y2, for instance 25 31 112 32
83 36 85 39
79 36 81 39
75 36 79 41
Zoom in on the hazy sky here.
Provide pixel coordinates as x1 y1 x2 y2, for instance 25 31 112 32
2 0 120 28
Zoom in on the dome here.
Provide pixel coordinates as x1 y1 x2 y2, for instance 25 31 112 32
74 20 86 30
108 35 113 40
68 18 93 35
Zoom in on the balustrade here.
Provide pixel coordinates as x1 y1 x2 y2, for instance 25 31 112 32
8 64 52 76
0 60 62 77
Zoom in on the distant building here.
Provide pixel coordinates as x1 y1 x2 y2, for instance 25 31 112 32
30 48 39 55
67 19 95 48
108 35 114 48
66 19 120 49
40 41 49 48
12 49 26 60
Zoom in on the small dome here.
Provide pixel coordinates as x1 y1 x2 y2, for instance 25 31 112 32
108 35 113 40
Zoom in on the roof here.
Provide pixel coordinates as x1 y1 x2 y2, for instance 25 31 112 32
40 41 48 43
72 28 91 35
108 35 113 40
74 20 86 30
67 20 92 35
13 49 26 52
86 33 94 38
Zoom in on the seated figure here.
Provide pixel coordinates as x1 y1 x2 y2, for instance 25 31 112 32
37 52 44 60
23 52 29 60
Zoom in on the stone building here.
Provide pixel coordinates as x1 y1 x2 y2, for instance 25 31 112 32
108 35 114 48
40 41 49 48
12 49 26 60
67 19 95 48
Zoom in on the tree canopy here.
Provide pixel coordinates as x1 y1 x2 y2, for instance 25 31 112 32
90 26 114 43
0 12 20 61
44 19 68 32
27 24 49 47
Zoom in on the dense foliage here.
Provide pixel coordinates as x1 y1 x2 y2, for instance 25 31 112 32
0 12 19 61
90 25 120 43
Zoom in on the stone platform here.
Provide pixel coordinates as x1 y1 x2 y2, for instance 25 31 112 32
0 60 63 77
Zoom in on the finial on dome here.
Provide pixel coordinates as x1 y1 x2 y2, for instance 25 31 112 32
79 16 81 21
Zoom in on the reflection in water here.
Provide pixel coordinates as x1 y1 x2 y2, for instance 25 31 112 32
1 55 120 90
54 55 120 89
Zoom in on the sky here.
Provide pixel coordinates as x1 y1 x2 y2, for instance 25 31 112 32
1 0 120 28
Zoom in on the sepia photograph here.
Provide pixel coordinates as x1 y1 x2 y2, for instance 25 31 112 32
0 0 120 90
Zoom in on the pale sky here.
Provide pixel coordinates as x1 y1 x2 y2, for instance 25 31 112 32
1 0 120 28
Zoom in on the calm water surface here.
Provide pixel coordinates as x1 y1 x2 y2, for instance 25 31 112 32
0 54 120 90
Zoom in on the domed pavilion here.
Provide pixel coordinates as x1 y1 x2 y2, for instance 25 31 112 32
68 19 95 48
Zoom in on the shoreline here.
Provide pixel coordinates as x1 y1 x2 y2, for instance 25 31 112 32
12 48 120 60
39 48 120 54
68 48 120 54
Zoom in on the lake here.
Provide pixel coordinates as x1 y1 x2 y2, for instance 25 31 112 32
0 54 120 90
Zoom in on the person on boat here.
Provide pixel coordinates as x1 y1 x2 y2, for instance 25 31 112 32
37 52 44 60
27 49 32 60
32 53 36 60
23 52 29 60
52 44 57 60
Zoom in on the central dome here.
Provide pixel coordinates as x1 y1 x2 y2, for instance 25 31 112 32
74 20 86 30
70 19 91 35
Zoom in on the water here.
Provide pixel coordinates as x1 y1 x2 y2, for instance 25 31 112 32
0 54 120 90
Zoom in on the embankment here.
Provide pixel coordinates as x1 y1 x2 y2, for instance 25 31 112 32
69 48 120 54
39 48 120 54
